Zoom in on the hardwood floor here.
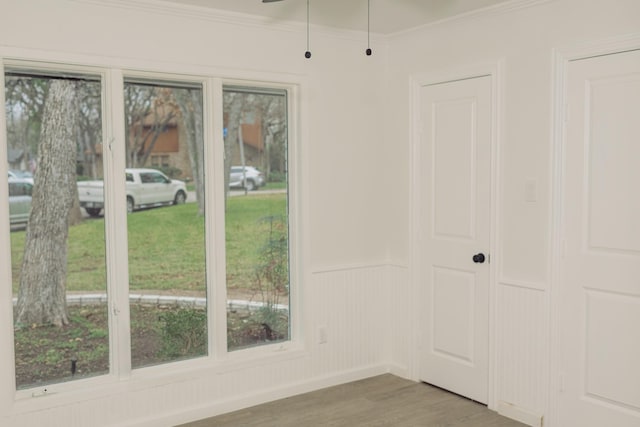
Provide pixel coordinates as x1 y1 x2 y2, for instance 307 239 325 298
178 374 527 426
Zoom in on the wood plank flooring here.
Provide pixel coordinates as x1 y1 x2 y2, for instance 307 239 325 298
178 374 527 426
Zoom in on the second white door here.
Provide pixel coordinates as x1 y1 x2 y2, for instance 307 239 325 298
418 75 492 404
560 48 640 427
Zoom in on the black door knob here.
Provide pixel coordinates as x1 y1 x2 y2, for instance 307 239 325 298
473 253 486 263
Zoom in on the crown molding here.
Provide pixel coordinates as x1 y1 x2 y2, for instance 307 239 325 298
73 0 292 31
389 0 555 38
72 0 553 45
71 0 385 43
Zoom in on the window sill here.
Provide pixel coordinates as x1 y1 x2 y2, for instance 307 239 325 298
11 343 308 414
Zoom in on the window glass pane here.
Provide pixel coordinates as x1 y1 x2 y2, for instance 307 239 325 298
123 80 207 368
223 87 290 351
5 73 108 388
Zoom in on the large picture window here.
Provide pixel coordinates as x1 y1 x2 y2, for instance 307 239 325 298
2 64 295 392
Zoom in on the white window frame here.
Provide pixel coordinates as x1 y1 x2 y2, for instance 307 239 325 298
0 54 304 410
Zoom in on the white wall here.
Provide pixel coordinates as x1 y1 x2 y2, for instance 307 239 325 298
0 1 394 426
385 0 640 424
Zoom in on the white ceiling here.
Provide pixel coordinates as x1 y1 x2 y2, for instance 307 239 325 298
161 0 510 34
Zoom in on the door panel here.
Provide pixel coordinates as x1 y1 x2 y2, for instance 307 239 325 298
432 266 476 364
432 97 478 240
561 48 640 427
419 75 492 404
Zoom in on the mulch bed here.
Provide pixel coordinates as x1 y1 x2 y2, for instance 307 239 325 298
14 303 287 389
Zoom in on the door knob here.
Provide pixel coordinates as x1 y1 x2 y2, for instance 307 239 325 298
472 253 486 263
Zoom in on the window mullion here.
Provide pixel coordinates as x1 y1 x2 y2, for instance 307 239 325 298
208 77 228 357
104 68 132 378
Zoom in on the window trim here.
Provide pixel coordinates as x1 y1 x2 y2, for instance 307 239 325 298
0 56 305 407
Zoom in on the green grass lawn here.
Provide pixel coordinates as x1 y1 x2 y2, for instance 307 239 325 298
185 182 286 192
10 193 287 295
264 182 286 190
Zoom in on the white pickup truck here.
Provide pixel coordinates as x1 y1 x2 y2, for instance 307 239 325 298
78 168 188 217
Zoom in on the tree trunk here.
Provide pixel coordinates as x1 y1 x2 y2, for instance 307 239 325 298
224 95 244 207
176 89 205 215
15 80 78 328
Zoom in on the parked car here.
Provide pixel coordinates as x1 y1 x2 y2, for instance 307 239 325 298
8 177 33 226
77 168 188 217
229 166 265 191
8 170 34 184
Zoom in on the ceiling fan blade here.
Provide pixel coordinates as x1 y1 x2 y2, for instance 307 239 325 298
262 0 284 3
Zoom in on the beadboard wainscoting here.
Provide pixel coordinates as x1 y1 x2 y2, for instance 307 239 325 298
495 280 548 427
311 263 411 378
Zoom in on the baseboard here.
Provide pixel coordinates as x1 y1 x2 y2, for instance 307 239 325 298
497 400 543 427
125 364 390 427
386 363 411 380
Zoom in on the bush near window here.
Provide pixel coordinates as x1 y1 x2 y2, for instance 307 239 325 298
159 308 207 358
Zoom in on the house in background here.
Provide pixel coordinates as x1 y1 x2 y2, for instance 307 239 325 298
129 107 191 177
81 100 269 184
81 107 193 180
0 1 639 427
230 121 264 166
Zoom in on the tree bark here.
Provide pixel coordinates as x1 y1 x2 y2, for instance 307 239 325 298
15 80 79 327
224 94 244 208
175 89 205 215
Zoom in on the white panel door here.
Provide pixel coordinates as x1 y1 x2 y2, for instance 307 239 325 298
561 49 640 427
418 75 491 404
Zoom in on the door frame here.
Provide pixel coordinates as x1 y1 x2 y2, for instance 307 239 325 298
409 60 503 411
549 33 640 427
